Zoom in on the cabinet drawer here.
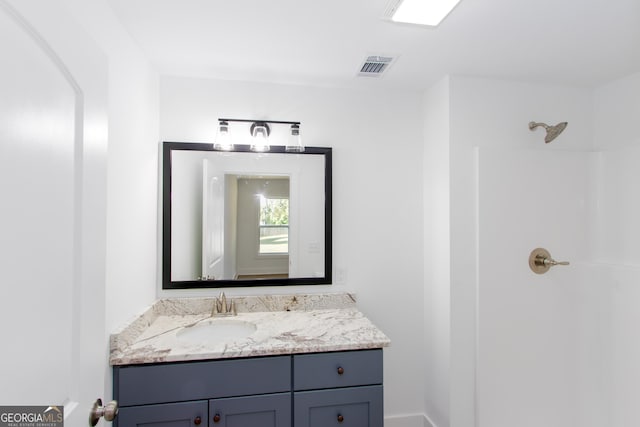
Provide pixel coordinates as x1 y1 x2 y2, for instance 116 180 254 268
293 350 382 391
116 400 207 427
294 385 383 427
114 356 291 406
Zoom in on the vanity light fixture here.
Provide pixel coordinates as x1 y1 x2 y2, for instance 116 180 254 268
213 120 233 151
213 118 305 153
386 0 462 26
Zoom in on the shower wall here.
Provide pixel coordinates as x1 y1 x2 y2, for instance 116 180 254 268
430 74 640 427
593 72 640 427
432 76 604 427
476 148 605 427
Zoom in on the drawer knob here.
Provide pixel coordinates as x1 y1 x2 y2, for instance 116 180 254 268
337 366 345 375
213 414 221 423
337 414 344 423
193 417 201 425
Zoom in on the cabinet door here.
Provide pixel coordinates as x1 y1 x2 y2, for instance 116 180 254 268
209 392 291 427
294 385 383 427
116 401 207 427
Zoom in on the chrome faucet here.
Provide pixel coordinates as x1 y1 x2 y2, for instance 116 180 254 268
211 292 237 317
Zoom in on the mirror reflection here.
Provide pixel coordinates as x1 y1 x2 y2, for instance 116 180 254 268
163 142 332 288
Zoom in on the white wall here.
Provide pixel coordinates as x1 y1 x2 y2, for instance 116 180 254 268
423 76 451 427
104 51 158 331
62 0 160 333
593 73 640 262
593 72 640 427
159 75 425 422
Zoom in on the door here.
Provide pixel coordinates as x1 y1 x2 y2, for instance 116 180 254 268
202 159 225 280
294 386 383 427
0 2 108 427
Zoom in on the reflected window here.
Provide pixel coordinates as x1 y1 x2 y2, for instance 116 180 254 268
259 196 289 254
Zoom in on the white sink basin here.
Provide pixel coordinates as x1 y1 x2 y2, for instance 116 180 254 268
177 319 256 344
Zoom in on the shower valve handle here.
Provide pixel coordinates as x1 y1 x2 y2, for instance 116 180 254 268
542 258 569 267
529 248 570 274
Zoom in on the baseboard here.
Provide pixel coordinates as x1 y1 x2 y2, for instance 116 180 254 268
385 413 435 427
423 413 438 427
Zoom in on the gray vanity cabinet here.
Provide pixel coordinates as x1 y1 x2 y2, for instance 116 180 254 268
113 349 383 427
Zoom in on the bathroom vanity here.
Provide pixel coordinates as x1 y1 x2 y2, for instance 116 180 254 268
113 349 382 427
110 294 389 427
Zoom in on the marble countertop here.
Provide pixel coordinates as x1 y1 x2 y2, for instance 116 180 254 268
109 293 390 365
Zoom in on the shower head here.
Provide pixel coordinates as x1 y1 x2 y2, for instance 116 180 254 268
528 121 568 143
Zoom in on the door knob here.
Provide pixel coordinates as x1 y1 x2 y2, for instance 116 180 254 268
89 399 118 426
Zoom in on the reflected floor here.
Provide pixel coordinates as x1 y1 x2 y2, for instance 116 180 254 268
236 273 289 280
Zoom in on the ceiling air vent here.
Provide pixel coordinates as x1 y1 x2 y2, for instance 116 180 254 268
382 0 403 20
357 55 396 77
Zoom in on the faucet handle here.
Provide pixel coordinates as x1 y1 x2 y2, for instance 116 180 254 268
211 292 237 316
219 292 228 313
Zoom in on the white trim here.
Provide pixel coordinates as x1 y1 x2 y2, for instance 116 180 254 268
385 413 435 427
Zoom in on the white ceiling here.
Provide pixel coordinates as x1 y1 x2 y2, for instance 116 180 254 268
108 0 640 90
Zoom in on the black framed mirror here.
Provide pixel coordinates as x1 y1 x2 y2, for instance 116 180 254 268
162 142 332 289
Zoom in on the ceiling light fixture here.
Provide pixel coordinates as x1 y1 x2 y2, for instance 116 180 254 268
214 119 305 153
386 0 462 26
